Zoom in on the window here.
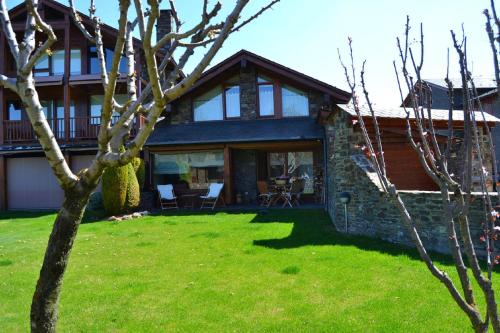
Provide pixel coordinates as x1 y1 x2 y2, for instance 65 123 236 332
34 49 81 76
193 76 241 121
89 47 127 74
225 86 240 118
52 50 65 75
34 55 50 77
41 100 55 128
70 49 82 75
7 101 22 120
194 87 223 121
282 84 308 117
269 151 314 194
89 94 128 125
56 100 75 139
258 75 274 116
153 151 224 189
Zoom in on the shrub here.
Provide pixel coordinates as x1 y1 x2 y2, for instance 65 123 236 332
132 157 145 190
102 162 129 216
125 162 140 211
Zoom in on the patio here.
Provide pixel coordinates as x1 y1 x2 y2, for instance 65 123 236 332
148 141 326 210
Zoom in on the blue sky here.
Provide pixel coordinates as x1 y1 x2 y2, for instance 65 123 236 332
6 0 497 107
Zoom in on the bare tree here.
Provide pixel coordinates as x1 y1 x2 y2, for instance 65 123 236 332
339 2 500 332
0 0 278 331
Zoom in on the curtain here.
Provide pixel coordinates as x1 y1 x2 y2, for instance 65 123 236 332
282 84 308 117
194 87 223 121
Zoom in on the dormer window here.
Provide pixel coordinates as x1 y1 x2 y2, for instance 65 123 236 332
193 76 240 121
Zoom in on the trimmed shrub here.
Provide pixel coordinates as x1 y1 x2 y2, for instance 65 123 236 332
102 160 129 216
132 157 146 190
125 162 140 211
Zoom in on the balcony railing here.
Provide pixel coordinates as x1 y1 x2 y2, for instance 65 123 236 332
3 116 139 144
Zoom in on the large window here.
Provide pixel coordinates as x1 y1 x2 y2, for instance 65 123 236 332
7 101 22 120
282 84 309 117
193 76 240 121
258 75 274 117
154 151 224 189
193 87 223 121
89 47 127 74
34 49 81 76
269 151 314 193
257 74 310 118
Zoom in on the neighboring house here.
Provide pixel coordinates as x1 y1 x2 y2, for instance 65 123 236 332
0 0 177 210
402 78 500 177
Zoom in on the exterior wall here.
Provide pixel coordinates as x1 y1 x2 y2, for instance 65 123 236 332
232 149 257 204
482 94 500 179
169 63 325 125
326 109 496 255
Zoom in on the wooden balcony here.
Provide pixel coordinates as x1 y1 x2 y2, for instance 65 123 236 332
2 116 139 145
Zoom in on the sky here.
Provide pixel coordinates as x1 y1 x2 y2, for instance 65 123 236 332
5 0 498 107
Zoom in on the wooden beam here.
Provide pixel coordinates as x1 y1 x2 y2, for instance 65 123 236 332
0 32 5 145
223 145 233 204
64 14 71 141
0 155 6 211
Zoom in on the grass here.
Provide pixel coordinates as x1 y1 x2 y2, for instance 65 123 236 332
0 209 496 332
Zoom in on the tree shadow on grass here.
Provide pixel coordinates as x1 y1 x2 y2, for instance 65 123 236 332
0 210 56 221
250 209 461 267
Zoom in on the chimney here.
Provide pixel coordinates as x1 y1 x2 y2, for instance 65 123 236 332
156 9 174 51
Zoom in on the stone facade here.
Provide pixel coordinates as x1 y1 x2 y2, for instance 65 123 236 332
168 63 326 124
232 149 258 204
326 109 497 255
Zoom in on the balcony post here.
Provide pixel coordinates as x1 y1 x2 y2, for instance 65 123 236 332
64 14 71 141
0 155 5 211
223 145 233 204
0 32 5 145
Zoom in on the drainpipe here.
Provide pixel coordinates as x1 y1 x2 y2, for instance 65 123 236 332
323 128 329 212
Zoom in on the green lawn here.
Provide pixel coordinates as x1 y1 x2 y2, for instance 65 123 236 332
0 209 495 332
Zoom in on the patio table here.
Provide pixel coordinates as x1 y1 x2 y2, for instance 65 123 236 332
269 183 293 208
181 193 199 209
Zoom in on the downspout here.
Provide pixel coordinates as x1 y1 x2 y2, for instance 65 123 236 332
323 128 328 213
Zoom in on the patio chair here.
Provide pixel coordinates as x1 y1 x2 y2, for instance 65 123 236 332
200 183 225 210
284 179 306 207
157 184 179 210
257 181 276 207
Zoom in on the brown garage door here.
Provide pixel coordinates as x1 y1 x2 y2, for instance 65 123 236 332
7 157 64 210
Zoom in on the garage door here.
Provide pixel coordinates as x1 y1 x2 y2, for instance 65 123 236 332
71 155 102 192
7 157 64 210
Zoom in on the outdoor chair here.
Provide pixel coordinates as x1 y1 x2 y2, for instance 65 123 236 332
284 179 306 207
157 184 179 210
257 181 276 207
200 183 225 210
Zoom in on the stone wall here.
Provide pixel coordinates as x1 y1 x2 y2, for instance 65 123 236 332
168 63 326 124
232 149 258 204
326 109 497 255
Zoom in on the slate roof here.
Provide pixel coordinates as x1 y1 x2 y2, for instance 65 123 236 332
425 78 497 90
337 104 500 123
146 117 324 146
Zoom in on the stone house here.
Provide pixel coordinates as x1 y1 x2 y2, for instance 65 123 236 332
1 0 500 256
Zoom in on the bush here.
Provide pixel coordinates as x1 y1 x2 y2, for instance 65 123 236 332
132 157 145 190
102 162 129 216
125 162 140 211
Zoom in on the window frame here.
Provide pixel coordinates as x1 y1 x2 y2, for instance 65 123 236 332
256 71 310 119
192 79 241 122
33 48 82 76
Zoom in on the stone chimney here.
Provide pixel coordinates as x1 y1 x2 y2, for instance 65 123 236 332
156 9 174 51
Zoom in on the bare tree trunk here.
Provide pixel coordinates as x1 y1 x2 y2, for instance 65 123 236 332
30 188 92 333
